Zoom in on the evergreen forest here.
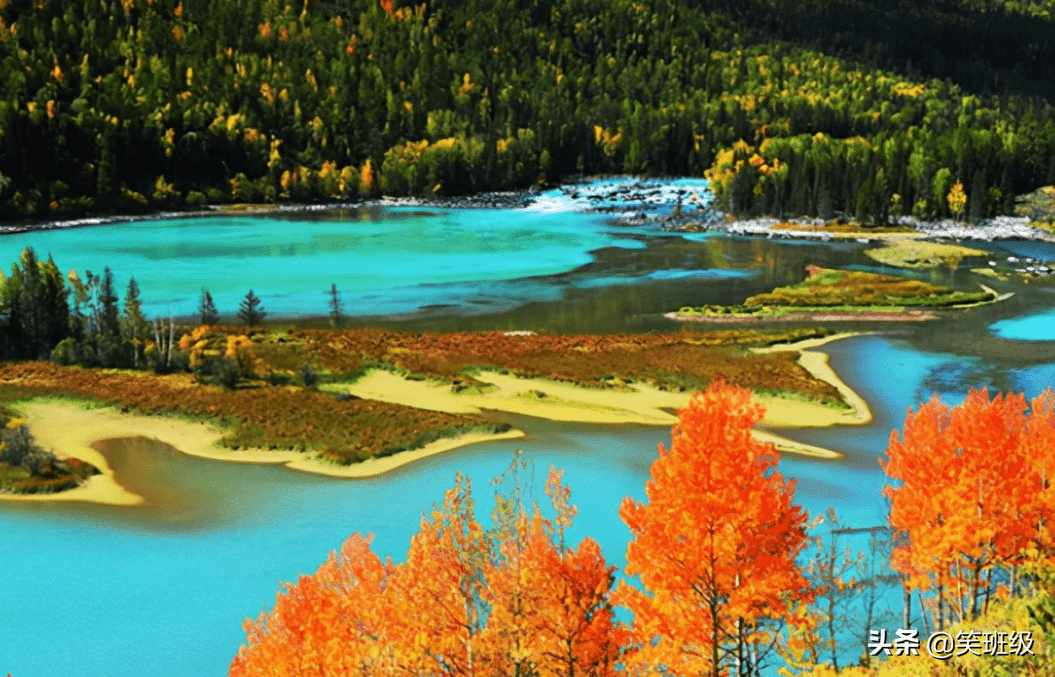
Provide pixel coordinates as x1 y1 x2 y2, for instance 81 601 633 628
0 0 1054 222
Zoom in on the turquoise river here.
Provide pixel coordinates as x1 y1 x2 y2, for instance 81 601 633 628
1 179 1054 676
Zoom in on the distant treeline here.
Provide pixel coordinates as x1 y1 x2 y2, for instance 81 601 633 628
0 0 1054 223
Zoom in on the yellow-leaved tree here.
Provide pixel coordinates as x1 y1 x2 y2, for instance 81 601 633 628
946 180 967 221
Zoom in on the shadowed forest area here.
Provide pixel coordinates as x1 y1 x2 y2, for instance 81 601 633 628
0 0 1054 222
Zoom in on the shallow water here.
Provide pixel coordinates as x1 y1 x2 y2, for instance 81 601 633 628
990 306 1055 340
2 179 1055 676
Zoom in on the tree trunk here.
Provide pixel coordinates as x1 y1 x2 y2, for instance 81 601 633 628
937 573 945 631
711 595 721 677
903 584 911 631
167 315 174 368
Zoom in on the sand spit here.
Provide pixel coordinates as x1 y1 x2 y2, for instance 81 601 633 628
0 401 525 505
328 333 873 460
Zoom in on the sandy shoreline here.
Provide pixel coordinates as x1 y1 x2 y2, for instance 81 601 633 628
0 401 525 505
327 332 872 459
1 332 871 504
283 429 526 478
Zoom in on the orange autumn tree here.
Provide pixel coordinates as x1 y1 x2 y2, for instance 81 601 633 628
387 472 493 677
229 533 397 676
881 388 1054 630
230 459 621 677
480 466 622 677
390 463 622 677
615 380 814 677
1024 390 1055 568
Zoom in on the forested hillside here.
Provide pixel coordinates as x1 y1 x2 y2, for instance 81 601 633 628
0 0 1053 222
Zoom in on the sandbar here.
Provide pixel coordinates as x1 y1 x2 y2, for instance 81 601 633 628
751 332 873 428
0 400 525 504
327 333 873 459
284 429 526 478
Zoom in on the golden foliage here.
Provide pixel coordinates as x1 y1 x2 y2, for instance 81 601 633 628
892 82 925 97
947 180 967 219
259 82 274 106
359 159 374 190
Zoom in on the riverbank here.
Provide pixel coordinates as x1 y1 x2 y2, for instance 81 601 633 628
660 213 1055 272
670 214 1055 242
0 189 540 236
665 308 940 322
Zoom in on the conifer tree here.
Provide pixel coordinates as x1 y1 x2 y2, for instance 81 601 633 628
327 283 343 328
238 289 266 326
123 277 150 368
93 267 123 367
0 248 72 360
198 289 219 325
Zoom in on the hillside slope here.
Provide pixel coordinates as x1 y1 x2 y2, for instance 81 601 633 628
0 0 1052 222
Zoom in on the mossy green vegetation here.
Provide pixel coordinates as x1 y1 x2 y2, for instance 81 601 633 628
0 0 1053 221
676 267 995 319
748 268 993 307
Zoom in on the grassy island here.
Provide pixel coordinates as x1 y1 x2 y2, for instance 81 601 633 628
671 266 1004 322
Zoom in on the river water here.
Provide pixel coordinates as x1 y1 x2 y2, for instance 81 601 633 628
1 179 1054 676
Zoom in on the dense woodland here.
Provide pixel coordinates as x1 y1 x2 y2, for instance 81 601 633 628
0 0 1054 222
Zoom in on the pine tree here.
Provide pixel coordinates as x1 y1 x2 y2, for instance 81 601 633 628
198 289 219 325
40 255 71 354
95 267 123 366
123 277 150 368
97 267 121 341
238 289 266 326
0 248 71 360
328 283 343 328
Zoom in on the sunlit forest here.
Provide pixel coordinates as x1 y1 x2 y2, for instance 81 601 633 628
0 0 1054 221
